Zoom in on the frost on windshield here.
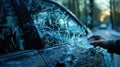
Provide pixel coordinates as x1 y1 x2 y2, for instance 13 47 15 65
27 0 112 67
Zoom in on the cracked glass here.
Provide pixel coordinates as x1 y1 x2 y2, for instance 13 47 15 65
29 0 88 48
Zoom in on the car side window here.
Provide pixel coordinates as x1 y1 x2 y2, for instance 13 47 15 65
28 0 87 48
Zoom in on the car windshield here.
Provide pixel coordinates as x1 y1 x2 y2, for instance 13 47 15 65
27 0 91 48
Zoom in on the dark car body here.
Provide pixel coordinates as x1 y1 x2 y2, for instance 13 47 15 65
0 0 111 67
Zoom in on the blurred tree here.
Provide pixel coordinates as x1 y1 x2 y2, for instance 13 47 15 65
87 0 94 29
110 0 120 31
62 0 80 19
